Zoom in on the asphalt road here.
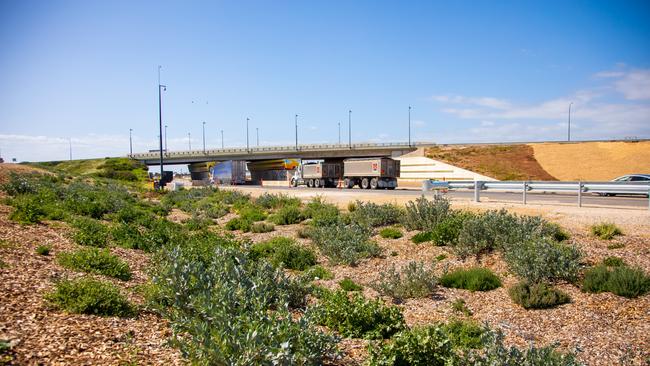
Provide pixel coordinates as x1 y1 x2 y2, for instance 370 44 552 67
239 185 650 209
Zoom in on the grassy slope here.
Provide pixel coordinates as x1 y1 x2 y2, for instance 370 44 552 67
28 158 149 182
425 145 556 181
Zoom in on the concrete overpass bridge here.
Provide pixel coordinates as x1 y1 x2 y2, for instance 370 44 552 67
131 142 427 166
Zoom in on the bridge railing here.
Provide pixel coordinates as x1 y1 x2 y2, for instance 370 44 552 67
422 180 650 210
131 141 425 159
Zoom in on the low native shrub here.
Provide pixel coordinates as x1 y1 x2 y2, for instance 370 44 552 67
602 256 625 267
607 243 625 250
236 204 267 222
339 277 363 291
429 212 473 246
349 201 403 227
71 217 110 247
36 245 51 256
312 289 406 339
8 195 46 224
435 254 447 261
225 217 253 232
367 325 455 366
311 223 381 265
373 261 438 300
251 221 275 233
442 319 486 349
451 298 472 316
45 278 132 317
379 227 403 239
411 231 433 244
440 267 501 292
57 247 132 281
509 282 570 309
269 205 304 225
504 237 581 284
582 265 650 298
296 225 314 239
255 192 301 209
249 237 316 271
149 245 336 364
303 265 334 280
402 196 451 231
183 215 212 231
590 222 622 240
303 197 340 227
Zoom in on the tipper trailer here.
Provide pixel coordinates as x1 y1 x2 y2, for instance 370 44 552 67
343 157 400 189
291 162 342 188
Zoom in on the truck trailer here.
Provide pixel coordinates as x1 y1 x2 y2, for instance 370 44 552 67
211 160 247 185
343 157 400 189
291 162 342 188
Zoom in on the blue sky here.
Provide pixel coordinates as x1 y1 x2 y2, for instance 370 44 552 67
1 0 649 162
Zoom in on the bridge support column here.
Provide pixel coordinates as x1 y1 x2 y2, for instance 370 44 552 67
188 163 210 186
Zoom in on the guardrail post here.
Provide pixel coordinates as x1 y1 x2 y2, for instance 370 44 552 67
578 181 583 207
474 181 481 203
522 181 527 205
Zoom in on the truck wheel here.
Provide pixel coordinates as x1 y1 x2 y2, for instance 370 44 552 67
307 179 314 188
291 178 297 187
314 179 320 188
344 178 353 188
370 178 379 189
361 178 370 189
320 179 325 188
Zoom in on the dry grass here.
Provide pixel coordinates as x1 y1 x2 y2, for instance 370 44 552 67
425 145 556 181
531 141 650 181
0 163 53 184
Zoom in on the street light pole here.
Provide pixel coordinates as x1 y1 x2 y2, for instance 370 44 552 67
408 106 412 146
568 102 573 142
348 110 352 149
188 132 191 150
256 127 259 146
69 138 72 161
246 118 250 151
295 114 298 150
338 122 341 144
158 66 167 182
129 129 133 156
221 129 224 149
164 125 168 153
202 121 206 152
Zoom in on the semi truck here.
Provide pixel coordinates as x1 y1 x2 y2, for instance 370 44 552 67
343 157 399 189
211 161 247 185
290 157 400 189
291 162 342 188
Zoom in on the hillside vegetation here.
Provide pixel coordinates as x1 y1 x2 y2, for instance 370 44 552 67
426 144 556 181
31 157 149 182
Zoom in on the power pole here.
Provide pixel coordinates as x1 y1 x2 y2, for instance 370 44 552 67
348 110 352 149
221 129 224 149
158 66 167 181
256 127 259 146
568 102 573 142
164 125 168 152
338 122 341 144
129 129 133 156
202 121 206 152
246 117 250 151
408 105 412 146
188 132 191 150
295 114 298 150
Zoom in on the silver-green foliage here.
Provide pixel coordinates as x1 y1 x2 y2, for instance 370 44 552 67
349 201 403 227
401 196 451 231
372 261 438 301
504 237 582 284
311 223 381 265
151 245 336 365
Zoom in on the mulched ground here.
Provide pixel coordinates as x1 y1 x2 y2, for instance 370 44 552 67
1 196 649 365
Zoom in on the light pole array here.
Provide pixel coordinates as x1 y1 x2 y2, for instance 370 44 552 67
129 129 133 156
338 122 341 144
157 66 167 180
348 110 352 149
295 114 298 150
221 129 224 149
256 127 259 146
202 121 206 152
69 138 72 161
188 132 191 150
408 105 412 146
164 125 168 152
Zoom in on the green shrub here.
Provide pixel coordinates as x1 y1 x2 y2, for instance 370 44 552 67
509 282 570 309
269 205 304 225
237 204 267 222
297 225 314 239
57 248 132 281
402 196 451 231
303 265 334 280
429 212 473 246
36 245 51 256
590 222 622 240
602 256 625 267
225 217 253 232
411 231 433 244
367 325 455 366
583 265 650 298
546 222 571 242
504 237 581 284
303 197 340 227
45 278 132 317
607 243 624 250
442 319 485 349
149 245 336 364
312 289 406 339
250 221 275 233
440 267 501 292
379 227 403 239
255 192 301 209
435 254 447 261
349 201 403 227
451 298 472 316
183 215 212 231
373 261 437 300
71 217 110 247
249 237 316 271
8 195 46 224
339 277 363 291
311 223 381 265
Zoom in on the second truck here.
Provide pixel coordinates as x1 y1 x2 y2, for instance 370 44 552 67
291 157 400 189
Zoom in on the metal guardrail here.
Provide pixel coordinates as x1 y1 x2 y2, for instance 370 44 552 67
423 180 650 210
130 141 424 160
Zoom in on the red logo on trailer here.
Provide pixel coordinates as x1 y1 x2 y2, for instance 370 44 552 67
372 163 378 171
